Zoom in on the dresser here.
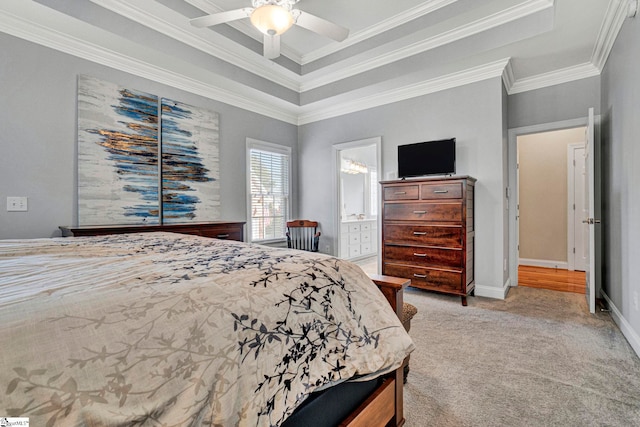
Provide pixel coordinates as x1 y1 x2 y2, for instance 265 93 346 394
60 221 245 242
381 176 476 305
340 219 377 260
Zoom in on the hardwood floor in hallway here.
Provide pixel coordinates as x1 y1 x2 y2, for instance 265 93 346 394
354 260 587 295
518 265 586 294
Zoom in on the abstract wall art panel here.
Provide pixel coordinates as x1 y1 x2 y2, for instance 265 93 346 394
161 99 220 223
77 75 159 225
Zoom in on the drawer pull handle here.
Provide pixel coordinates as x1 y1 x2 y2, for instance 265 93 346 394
413 253 427 257
395 191 407 195
434 190 449 194
413 232 427 235
413 274 427 279
217 234 230 239
413 210 427 214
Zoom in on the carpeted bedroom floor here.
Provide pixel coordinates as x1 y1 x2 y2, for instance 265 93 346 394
400 286 640 426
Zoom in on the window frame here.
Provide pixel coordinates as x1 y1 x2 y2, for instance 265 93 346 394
246 138 292 244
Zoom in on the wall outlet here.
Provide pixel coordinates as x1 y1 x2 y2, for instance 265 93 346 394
634 291 639 311
7 196 28 212
503 258 508 272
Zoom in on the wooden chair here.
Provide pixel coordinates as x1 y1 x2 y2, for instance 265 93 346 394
286 220 321 252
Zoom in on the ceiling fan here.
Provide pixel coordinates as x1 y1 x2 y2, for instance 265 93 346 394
190 0 349 59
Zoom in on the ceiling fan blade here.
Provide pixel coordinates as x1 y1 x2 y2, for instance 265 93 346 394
263 34 281 59
294 11 349 42
190 8 252 28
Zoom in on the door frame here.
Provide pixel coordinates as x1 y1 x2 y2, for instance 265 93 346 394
567 142 586 272
331 136 382 261
508 116 598 290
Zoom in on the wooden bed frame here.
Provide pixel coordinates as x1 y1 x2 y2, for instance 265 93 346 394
354 274 410 427
60 225 409 427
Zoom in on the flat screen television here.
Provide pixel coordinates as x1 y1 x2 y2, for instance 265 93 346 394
397 138 456 178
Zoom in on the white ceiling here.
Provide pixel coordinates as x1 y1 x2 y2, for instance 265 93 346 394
0 0 632 124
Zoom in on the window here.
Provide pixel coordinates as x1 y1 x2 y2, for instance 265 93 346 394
247 139 291 242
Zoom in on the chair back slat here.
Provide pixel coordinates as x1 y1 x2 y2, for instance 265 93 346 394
286 220 321 252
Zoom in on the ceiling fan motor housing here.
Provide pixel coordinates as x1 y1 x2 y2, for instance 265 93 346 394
251 0 298 10
250 0 298 36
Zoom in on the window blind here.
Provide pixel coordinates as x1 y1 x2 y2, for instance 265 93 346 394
249 148 290 241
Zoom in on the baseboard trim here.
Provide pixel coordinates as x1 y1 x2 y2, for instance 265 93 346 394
474 279 510 300
601 291 640 358
519 258 569 270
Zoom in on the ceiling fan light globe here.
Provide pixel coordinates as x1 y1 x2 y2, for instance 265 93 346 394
250 5 294 36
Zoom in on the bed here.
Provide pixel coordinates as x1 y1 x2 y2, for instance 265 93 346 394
0 232 414 426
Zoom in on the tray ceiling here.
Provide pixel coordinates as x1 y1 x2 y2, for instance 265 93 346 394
0 0 628 124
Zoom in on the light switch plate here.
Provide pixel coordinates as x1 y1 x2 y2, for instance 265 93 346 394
7 196 28 212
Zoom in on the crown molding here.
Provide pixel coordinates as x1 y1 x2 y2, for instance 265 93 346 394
0 0 299 124
297 58 510 125
0 0 618 126
502 58 516 91
92 0 552 95
300 0 460 65
591 0 629 70
630 0 640 17
91 0 301 91
508 62 600 94
299 0 553 92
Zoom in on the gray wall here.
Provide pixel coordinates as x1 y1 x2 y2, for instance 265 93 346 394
508 76 601 129
0 33 298 239
298 78 508 294
601 15 640 346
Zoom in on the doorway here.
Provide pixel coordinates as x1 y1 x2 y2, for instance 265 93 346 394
517 127 586 267
510 123 589 294
332 137 381 273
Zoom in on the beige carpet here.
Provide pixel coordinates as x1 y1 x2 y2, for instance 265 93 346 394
401 286 640 426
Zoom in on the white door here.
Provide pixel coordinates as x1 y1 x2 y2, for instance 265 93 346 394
583 108 597 314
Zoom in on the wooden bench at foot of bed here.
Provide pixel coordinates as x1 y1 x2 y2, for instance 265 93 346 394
340 274 410 427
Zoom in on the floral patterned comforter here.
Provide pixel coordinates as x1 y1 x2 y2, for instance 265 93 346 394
0 232 414 426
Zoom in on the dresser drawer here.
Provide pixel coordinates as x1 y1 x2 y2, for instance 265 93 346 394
349 223 361 233
383 264 463 293
421 182 462 199
383 202 462 221
197 224 244 241
384 224 463 247
383 185 419 201
61 222 245 242
384 245 463 268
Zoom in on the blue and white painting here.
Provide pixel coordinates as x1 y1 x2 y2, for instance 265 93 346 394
78 75 159 225
161 99 220 223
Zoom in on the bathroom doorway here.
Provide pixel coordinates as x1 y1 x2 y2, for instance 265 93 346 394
332 137 381 272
